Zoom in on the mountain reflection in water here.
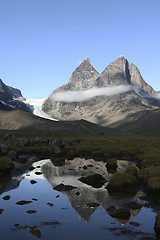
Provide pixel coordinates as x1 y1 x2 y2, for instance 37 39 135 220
0 159 157 240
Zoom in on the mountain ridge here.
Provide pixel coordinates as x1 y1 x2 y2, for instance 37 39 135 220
42 56 159 127
0 79 31 112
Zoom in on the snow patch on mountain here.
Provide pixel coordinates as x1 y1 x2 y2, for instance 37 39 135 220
24 98 57 121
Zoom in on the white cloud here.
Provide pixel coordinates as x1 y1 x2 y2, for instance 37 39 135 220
51 85 133 103
151 93 160 99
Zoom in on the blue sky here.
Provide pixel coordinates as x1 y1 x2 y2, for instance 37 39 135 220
0 0 160 98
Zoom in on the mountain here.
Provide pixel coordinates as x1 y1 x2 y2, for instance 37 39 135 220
0 109 112 135
114 108 160 136
0 79 31 112
42 56 159 127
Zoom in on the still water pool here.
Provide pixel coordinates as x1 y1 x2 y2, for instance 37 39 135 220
0 159 158 240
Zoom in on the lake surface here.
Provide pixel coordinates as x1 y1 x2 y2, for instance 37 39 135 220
0 159 158 240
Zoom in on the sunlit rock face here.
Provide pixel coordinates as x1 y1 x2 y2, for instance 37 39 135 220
43 56 159 127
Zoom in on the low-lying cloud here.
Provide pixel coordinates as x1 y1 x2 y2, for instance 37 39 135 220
51 85 133 102
151 93 160 99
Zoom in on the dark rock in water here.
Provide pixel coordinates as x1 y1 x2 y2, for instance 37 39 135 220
0 209 4 214
86 202 100 207
35 172 43 175
32 198 38 201
26 210 37 214
16 200 32 205
87 164 93 167
106 206 116 213
30 229 41 238
78 174 107 188
2 195 10 200
108 208 131 220
53 183 76 192
14 224 20 227
50 157 65 166
129 221 141 227
29 166 35 171
154 212 160 239
41 221 60 226
139 237 156 240
125 202 143 210
30 180 37 185
47 202 54 207
75 192 80 196
56 195 60 198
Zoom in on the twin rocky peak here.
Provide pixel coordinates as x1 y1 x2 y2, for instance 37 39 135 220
48 56 154 93
42 56 158 127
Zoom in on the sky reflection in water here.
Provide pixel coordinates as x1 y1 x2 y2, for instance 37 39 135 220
0 159 156 240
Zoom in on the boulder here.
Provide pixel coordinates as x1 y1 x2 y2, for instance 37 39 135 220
148 177 160 195
53 183 76 191
0 156 15 175
125 202 143 210
106 158 118 173
125 165 138 176
78 174 107 188
50 157 65 166
0 144 9 154
17 138 30 147
108 208 131 220
106 172 138 193
154 212 160 239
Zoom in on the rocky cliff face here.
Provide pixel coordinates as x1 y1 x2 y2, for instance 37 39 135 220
0 79 31 112
94 56 130 87
42 56 159 127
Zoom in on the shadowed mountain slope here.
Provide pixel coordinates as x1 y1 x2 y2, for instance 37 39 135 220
0 79 31 112
0 110 112 135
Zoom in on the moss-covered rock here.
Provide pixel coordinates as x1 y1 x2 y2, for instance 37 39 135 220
0 156 14 175
148 177 160 194
125 165 137 176
106 172 138 193
138 166 160 191
106 158 118 173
